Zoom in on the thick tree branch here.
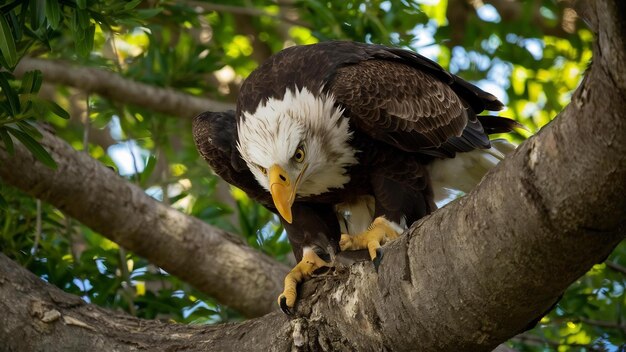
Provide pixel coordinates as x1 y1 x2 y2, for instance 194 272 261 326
186 1 311 28
0 129 288 318
14 57 235 119
0 0 624 350
0 254 289 351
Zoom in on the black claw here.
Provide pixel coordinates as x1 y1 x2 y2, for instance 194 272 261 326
279 296 293 316
372 248 384 271
311 265 332 276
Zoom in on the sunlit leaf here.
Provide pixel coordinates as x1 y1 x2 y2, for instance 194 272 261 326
45 0 61 30
43 100 70 119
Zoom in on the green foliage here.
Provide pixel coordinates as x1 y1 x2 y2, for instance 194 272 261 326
0 0 622 350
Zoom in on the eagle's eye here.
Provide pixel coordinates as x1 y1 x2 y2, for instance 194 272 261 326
256 164 267 175
293 147 305 163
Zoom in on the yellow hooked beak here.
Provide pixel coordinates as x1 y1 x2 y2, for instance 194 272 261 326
268 164 307 224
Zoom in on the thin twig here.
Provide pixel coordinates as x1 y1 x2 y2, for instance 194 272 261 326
82 94 90 153
606 261 626 276
31 199 42 255
185 1 311 28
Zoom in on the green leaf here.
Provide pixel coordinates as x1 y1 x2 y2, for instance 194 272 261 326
20 69 43 94
0 192 7 209
76 24 94 57
0 72 20 115
30 0 46 30
0 127 14 155
139 154 157 184
0 13 18 68
17 120 42 139
8 9 22 41
45 0 61 30
6 126 56 168
124 0 142 11
135 8 163 20
44 100 70 119
76 0 86 10
70 8 90 31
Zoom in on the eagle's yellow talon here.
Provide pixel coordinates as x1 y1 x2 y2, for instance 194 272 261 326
339 234 352 251
277 248 331 314
339 216 402 263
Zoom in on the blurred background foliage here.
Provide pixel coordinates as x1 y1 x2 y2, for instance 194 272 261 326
0 0 623 350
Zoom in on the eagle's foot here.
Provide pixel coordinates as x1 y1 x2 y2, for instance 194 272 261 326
278 247 331 315
339 216 401 270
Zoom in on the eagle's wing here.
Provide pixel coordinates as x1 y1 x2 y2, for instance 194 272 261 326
328 51 505 157
192 111 274 207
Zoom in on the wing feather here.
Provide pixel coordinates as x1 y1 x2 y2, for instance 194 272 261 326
330 60 471 152
192 111 274 207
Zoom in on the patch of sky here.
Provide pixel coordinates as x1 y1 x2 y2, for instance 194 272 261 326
359 3 366 12
130 266 147 280
414 0 438 5
450 46 470 74
73 278 93 302
255 217 286 247
487 59 512 89
476 4 501 23
108 140 148 176
450 47 492 74
521 101 541 117
95 258 108 274
380 1 391 12
390 32 401 44
477 80 508 106
409 22 440 61
504 33 544 60
539 6 556 20
109 115 124 141
145 186 164 202
521 38 544 60
172 290 185 299
182 300 212 319
481 34 502 55
435 189 464 208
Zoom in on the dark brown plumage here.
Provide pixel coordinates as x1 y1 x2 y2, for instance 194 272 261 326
194 41 517 263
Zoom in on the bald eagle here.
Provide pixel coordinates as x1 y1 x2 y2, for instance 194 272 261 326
193 41 517 314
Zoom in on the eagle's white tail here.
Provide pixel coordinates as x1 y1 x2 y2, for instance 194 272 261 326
428 139 517 206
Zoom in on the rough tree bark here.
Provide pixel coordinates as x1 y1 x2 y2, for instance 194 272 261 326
14 58 235 119
0 128 288 318
0 0 625 350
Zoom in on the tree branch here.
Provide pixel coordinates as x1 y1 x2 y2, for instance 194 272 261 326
0 129 288 318
606 261 626 276
0 0 624 350
185 1 311 28
14 57 235 119
0 253 289 351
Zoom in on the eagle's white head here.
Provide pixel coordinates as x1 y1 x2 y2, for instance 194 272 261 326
237 88 358 223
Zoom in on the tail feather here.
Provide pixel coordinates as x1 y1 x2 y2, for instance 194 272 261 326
478 115 525 135
428 138 517 206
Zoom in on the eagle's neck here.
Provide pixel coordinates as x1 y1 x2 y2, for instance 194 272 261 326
237 88 358 197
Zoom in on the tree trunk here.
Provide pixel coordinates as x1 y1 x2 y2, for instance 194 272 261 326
0 0 624 350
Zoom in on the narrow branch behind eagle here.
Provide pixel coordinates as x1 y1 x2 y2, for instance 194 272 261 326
193 41 521 313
